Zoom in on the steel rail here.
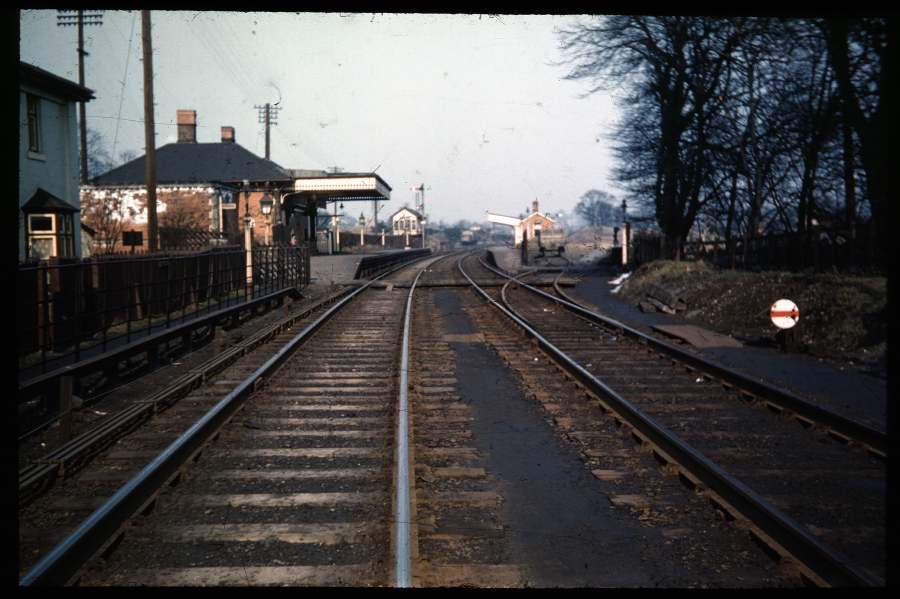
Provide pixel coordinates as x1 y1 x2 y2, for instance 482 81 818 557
394 267 426 587
485 259 885 457
19 253 435 587
459 255 880 588
18 286 357 505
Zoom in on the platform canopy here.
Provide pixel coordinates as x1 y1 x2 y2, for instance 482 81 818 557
287 172 391 209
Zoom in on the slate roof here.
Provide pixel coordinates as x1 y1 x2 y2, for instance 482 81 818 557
20 62 94 102
91 142 291 186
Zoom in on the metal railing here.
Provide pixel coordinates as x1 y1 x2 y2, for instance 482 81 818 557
17 245 309 380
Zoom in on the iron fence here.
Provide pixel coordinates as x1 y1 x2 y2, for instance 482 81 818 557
18 244 309 379
683 224 877 272
627 224 878 273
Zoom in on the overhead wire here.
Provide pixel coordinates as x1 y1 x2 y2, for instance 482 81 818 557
112 10 138 159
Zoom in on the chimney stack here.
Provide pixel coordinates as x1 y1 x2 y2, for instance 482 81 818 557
532 199 539 214
176 109 197 143
221 126 235 143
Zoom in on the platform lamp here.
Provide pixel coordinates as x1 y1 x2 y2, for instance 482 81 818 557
359 212 366 246
260 193 274 245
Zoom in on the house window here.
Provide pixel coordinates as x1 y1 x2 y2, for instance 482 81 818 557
27 94 41 153
26 213 75 260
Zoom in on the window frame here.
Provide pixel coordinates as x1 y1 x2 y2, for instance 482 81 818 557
26 94 41 153
25 212 76 260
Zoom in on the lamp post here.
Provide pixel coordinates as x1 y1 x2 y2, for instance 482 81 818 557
359 212 365 247
260 193 274 245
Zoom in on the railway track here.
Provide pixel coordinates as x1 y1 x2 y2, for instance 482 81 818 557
18 253 438 586
19 248 884 587
460 255 885 587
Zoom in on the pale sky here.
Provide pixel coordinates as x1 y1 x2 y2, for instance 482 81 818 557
20 10 619 224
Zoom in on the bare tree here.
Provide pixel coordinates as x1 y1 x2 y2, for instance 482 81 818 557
822 17 890 267
558 16 751 259
81 193 134 253
574 189 619 227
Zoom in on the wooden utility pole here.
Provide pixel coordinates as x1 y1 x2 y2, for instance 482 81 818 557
57 9 103 184
142 10 158 252
255 103 280 160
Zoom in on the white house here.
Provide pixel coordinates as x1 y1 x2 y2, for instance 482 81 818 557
19 62 94 261
390 206 423 236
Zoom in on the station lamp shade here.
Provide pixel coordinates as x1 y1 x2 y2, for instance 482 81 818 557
260 193 274 215
359 212 366 226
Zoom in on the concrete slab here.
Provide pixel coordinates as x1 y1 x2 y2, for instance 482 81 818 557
652 324 743 349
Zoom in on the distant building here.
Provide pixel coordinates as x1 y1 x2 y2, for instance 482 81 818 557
390 206 423 236
486 199 560 247
19 62 94 261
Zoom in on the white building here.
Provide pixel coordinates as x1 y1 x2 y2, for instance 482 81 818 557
19 62 94 261
390 206 423 236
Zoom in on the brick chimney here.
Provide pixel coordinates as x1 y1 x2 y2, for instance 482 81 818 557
532 199 539 213
221 126 235 143
176 109 197 143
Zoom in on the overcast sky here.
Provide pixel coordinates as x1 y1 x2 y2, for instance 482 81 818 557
20 10 618 224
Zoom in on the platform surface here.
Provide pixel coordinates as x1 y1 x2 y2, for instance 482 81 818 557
651 324 744 349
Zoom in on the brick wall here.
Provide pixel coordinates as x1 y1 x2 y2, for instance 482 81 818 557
81 186 215 253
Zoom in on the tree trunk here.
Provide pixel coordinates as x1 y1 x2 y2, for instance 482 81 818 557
842 109 856 237
825 18 889 270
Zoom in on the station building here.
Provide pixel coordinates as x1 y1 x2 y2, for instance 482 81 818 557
81 109 391 254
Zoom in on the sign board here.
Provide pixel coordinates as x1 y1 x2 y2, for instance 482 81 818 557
122 230 143 247
770 299 800 329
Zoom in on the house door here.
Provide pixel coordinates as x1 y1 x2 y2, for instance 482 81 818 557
222 205 238 239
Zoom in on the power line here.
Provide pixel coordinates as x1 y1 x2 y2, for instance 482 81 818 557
112 11 138 159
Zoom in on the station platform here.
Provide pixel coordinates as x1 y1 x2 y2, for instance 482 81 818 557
309 250 420 285
487 246 522 272
309 255 364 285
569 267 886 432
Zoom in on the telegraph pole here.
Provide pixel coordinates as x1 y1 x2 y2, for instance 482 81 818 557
142 10 158 252
255 103 280 160
57 9 103 184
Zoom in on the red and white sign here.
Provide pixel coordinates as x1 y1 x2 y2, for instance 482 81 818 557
770 299 800 329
